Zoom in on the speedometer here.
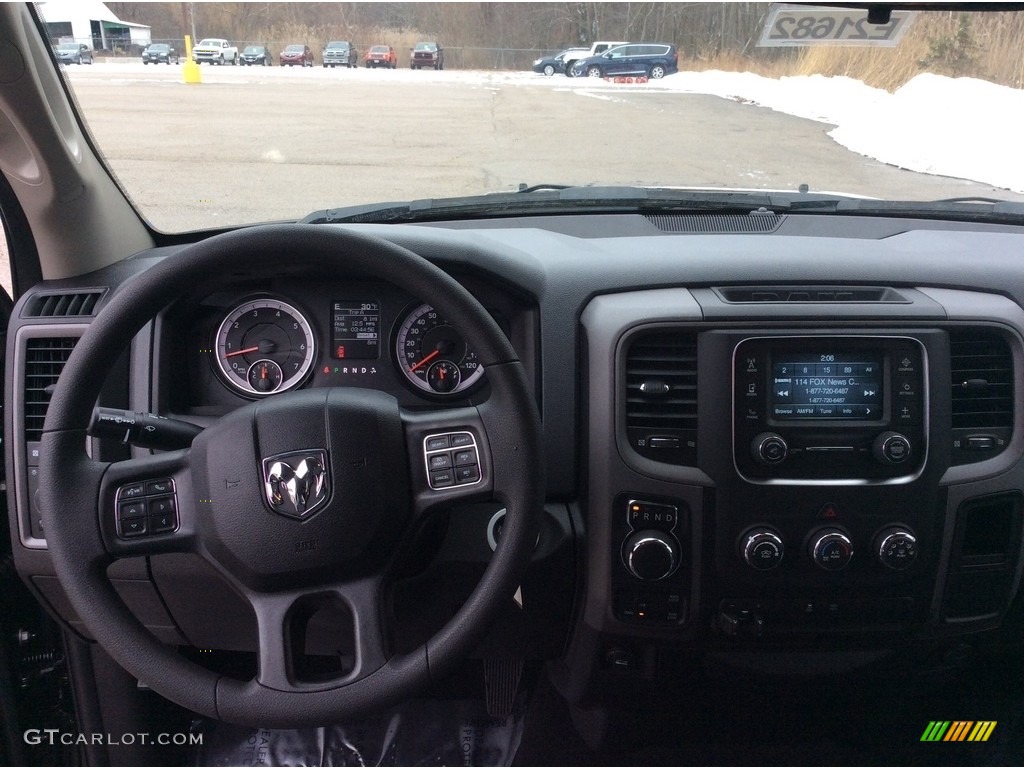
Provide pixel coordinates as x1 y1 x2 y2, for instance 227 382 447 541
214 297 316 397
394 303 485 396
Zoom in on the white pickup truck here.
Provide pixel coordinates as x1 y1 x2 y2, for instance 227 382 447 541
192 38 238 65
563 40 628 77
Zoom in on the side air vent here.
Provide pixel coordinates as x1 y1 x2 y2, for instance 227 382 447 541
715 286 909 304
950 330 1013 465
624 331 698 465
24 291 104 318
23 337 78 441
646 213 783 234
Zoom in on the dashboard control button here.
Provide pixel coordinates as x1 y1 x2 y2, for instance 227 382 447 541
873 431 911 464
874 527 918 570
740 528 785 570
429 469 454 488
809 528 854 571
752 432 788 465
428 452 452 470
455 465 480 484
453 449 476 466
622 530 679 581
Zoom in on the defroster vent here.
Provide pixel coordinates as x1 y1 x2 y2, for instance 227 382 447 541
23 337 78 441
625 331 698 465
950 330 1013 465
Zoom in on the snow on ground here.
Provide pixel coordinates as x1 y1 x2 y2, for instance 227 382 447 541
570 69 1024 194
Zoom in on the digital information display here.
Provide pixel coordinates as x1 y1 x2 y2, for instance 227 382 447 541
331 301 380 359
771 354 882 419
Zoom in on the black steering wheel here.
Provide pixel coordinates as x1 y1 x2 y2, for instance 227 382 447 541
38 224 543 726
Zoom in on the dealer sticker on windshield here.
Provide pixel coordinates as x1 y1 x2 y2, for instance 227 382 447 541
759 5 914 47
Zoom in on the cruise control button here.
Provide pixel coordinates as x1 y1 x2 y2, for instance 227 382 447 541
453 449 477 466
430 469 455 488
428 453 452 470
455 465 480 484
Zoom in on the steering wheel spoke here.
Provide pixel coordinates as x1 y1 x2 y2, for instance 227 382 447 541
100 450 197 557
402 407 494 516
248 574 389 692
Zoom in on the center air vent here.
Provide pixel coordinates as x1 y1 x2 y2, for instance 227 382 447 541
624 331 698 466
23 337 78 441
949 329 1013 465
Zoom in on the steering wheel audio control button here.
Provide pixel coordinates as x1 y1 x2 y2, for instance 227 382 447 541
115 479 178 539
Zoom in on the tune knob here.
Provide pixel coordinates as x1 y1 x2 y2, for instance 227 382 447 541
809 528 854 571
752 432 788 465
874 526 918 570
740 528 785 570
622 529 679 581
873 431 912 465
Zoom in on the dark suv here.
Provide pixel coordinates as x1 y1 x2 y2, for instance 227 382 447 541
322 40 357 68
573 43 678 79
410 41 444 70
240 44 271 66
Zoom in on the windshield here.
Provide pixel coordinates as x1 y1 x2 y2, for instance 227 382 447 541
285 44 304 51
43 1 1024 233
57 43 78 51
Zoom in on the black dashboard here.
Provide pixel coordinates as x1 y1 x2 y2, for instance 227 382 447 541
6 210 1024 734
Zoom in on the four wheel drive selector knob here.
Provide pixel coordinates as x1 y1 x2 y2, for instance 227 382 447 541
623 529 679 581
740 528 785 570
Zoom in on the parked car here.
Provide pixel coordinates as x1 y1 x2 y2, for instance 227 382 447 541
141 43 179 65
322 40 357 68
9 2 1024 767
562 40 628 77
573 42 679 79
191 37 237 65
365 44 397 69
410 41 443 69
239 44 271 66
280 43 314 67
532 48 586 77
54 42 92 65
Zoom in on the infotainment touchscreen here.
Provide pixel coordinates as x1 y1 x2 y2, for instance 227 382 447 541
770 353 883 419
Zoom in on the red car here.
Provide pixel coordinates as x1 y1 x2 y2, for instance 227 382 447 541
279 43 313 67
365 44 397 69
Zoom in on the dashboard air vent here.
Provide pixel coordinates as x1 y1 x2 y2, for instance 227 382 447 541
24 291 104 318
625 331 698 465
716 286 908 303
23 337 78 441
950 330 1013 464
645 213 782 234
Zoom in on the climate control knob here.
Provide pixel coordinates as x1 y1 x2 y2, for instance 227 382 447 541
873 431 912 465
740 528 785 570
752 432 788 465
623 530 679 581
809 528 854 571
874 527 918 570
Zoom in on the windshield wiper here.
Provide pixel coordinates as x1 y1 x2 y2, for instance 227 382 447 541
302 187 1024 225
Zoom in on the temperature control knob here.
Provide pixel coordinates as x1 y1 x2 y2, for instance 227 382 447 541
740 528 785 571
873 431 912 465
752 433 788 465
874 527 918 570
809 528 854 571
622 530 679 581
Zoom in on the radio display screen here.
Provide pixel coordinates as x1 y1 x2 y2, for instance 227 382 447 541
770 354 883 419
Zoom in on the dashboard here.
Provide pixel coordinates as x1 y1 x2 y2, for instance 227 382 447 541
6 211 1024 733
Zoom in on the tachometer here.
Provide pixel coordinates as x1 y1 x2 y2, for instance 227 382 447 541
214 297 316 397
395 303 485 396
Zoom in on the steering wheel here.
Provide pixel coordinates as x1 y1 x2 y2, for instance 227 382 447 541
38 224 543 727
